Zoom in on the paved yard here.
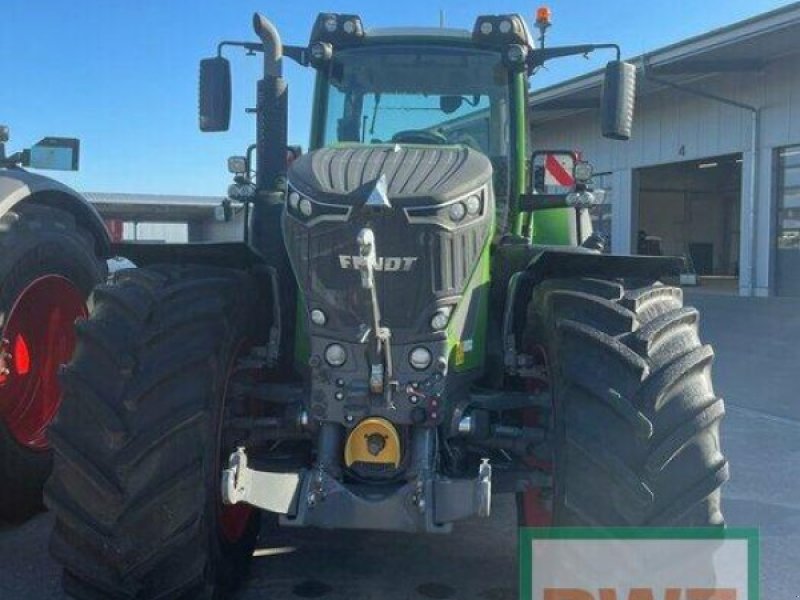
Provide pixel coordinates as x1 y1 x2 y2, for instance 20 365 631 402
1 290 798 599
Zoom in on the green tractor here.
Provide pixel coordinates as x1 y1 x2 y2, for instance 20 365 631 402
46 11 727 599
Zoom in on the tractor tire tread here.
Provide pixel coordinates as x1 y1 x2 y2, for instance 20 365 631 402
524 277 727 526
45 264 260 599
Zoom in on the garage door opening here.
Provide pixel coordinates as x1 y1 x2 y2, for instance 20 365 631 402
635 154 742 293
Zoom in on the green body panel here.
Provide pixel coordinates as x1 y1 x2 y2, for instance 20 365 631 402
530 208 576 245
509 71 529 237
447 216 494 373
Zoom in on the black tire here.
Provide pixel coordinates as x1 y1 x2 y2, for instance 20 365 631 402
521 278 728 526
0 203 105 521
45 265 263 599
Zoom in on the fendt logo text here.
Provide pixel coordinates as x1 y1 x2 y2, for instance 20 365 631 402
338 255 418 271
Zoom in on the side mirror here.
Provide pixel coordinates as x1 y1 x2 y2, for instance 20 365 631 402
28 137 80 171
440 96 463 114
601 60 636 141
199 57 232 132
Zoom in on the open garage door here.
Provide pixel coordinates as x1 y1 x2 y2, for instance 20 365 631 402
635 154 742 293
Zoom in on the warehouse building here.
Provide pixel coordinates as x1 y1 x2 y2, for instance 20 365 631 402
84 192 241 243
530 3 800 296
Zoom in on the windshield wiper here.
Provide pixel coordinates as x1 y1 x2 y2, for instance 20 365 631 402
369 93 382 137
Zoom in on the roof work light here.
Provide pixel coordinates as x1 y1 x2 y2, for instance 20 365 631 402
472 14 533 48
310 13 365 46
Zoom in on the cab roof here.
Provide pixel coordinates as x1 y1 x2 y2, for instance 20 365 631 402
366 27 471 40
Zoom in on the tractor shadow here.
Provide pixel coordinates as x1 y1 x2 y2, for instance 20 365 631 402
242 495 519 600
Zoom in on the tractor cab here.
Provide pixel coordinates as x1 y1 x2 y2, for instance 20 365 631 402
306 22 515 226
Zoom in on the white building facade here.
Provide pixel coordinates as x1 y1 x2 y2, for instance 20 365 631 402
529 4 800 296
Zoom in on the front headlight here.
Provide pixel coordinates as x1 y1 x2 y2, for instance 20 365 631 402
409 347 432 370
465 194 482 215
325 344 347 367
298 198 313 217
286 186 351 224
430 306 453 331
448 202 466 222
310 309 327 326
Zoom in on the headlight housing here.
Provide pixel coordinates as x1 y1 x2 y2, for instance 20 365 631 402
404 187 487 230
285 186 351 224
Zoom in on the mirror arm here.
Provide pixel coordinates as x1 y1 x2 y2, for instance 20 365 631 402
216 40 263 57
246 144 257 178
528 43 620 70
284 45 309 67
215 41 308 67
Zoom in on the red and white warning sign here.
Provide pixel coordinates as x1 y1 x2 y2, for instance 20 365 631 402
544 154 575 187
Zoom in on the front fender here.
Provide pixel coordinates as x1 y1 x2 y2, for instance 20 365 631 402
0 169 111 257
502 247 685 370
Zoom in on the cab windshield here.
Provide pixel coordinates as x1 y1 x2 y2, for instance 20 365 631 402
320 44 510 161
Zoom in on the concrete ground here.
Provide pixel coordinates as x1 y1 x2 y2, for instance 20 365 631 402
0 290 797 599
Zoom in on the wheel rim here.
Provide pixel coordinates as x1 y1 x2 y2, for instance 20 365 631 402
518 344 554 527
0 275 87 450
219 502 254 544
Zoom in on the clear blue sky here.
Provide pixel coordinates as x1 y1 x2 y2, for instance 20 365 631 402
1 0 792 196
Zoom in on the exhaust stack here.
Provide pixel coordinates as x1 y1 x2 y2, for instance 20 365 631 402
252 13 288 194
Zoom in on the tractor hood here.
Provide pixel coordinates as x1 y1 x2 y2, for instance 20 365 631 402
284 144 493 350
287 144 492 205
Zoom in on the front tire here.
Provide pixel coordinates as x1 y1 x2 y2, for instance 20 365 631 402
519 278 728 527
45 265 261 599
0 203 104 521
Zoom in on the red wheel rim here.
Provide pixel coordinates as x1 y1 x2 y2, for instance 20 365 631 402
219 502 254 544
0 275 87 450
519 344 554 527
217 341 254 544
